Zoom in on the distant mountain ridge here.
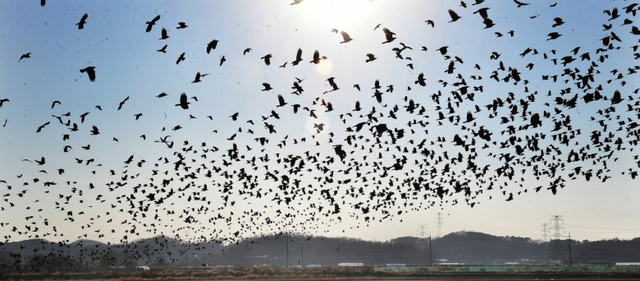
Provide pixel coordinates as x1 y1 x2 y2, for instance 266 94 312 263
1 231 639 272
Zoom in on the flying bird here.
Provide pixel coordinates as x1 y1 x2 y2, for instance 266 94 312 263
448 9 461 22
513 0 529 7
117 96 129 110
176 22 187 29
326 77 339 91
76 13 88 29
79 66 96 82
192 72 203 83
340 31 353 43
19 52 31 62
176 52 186 64
365 53 376 62
36 121 50 133
382 28 396 43
146 15 161 32
552 17 565 27
262 83 273 91
425 20 435 27
310 50 326 64
157 44 167 53
160 27 169 40
292 48 303 65
277 94 287 107
207 40 218 54
176 93 190 109
90 125 100 135
261 54 272 65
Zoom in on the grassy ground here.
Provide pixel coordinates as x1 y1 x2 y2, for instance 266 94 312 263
1 265 640 280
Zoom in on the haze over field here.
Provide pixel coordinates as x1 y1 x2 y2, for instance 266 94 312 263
1 0 640 246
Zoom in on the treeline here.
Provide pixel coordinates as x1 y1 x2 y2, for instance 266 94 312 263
1 231 640 272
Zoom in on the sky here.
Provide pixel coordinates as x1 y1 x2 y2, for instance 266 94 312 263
1 0 640 245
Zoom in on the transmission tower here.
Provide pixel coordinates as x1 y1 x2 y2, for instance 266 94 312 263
417 225 427 238
436 212 444 238
550 215 565 240
550 215 565 262
541 223 549 242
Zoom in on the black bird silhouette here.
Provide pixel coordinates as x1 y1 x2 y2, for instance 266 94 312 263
90 125 99 135
382 28 396 43
365 53 376 62
176 93 190 109
552 17 565 27
513 0 529 7
176 22 187 29
415 73 426 86
79 66 96 82
448 9 461 22
425 19 435 27
207 40 218 54
19 52 31 62
291 48 303 65
277 94 287 107
117 96 129 110
474 7 489 19
159 27 169 40
0 98 8 108
243 47 252 55
262 83 273 91
51 100 61 108
176 52 185 64
261 54 272 65
310 50 326 64
34 157 45 165
76 13 88 29
36 121 50 133
230 112 239 121
192 72 202 83
326 77 339 91
547 32 562 40
146 15 161 32
157 44 167 53
340 31 353 43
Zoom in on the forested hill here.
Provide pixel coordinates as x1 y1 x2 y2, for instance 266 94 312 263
1 232 640 271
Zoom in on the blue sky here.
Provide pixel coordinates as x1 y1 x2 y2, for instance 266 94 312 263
1 0 640 244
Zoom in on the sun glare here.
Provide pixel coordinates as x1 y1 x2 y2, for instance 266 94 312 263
315 59 333 76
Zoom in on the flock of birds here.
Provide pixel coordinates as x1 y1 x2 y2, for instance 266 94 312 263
1 0 640 262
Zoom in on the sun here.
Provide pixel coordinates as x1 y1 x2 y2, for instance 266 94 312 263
315 59 334 76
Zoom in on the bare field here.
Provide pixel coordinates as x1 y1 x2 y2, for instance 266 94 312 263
2 266 640 281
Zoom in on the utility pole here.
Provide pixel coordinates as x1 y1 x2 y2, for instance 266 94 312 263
429 235 432 266
541 223 549 265
436 213 444 238
568 232 572 267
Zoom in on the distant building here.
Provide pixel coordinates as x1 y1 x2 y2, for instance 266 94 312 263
338 262 364 267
